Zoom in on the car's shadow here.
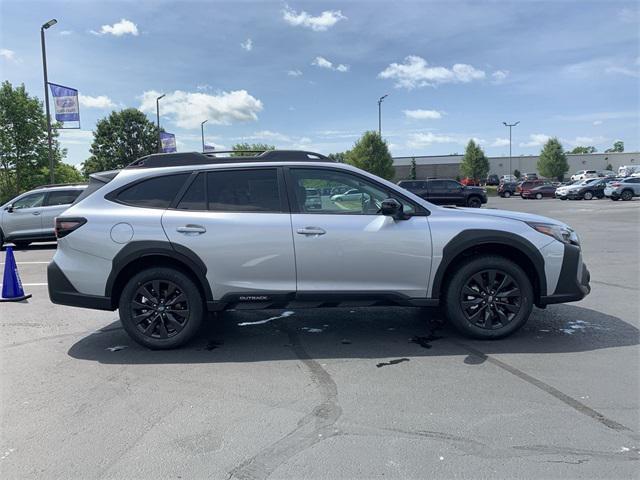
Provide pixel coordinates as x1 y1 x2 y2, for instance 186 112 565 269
68 304 639 365
1 242 56 252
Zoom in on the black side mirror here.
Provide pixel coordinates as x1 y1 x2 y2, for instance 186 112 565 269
6 204 14 213
380 198 406 220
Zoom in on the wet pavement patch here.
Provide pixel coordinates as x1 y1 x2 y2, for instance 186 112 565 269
105 345 127 352
410 333 443 349
376 358 410 368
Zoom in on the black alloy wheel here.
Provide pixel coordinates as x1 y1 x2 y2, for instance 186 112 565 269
131 279 189 340
621 190 633 201
467 197 482 208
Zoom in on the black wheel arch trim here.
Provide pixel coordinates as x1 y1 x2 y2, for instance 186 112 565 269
105 240 214 305
431 229 547 301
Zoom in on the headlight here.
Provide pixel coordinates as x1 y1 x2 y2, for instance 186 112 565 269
527 222 580 245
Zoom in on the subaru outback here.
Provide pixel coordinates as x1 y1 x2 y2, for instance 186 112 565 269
48 150 590 349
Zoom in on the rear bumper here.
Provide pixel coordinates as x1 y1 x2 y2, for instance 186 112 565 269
48 261 114 311
538 244 590 306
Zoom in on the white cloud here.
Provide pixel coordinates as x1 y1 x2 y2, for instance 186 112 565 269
554 111 637 122
378 55 485 89
0 49 16 61
519 133 551 147
196 84 212 91
593 120 603 126
404 109 443 120
491 70 509 83
241 38 253 52
282 5 346 31
59 129 93 145
563 135 607 147
407 132 459 148
59 30 73 36
139 89 263 129
618 7 638 23
79 94 116 109
312 56 349 72
239 130 312 148
91 19 139 37
287 69 303 77
491 137 511 147
604 65 639 78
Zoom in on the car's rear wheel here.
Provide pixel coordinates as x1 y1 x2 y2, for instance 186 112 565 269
467 196 482 208
621 189 633 201
611 197 619 201
119 267 203 349
583 191 593 200
444 255 533 339
503 191 511 198
535 193 543 199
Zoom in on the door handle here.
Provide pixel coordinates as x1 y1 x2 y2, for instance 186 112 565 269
176 225 206 235
32 211 41 216
296 227 326 236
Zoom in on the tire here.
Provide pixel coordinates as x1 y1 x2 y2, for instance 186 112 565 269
583 191 593 200
611 197 619 201
535 193 543 200
119 267 204 349
560 197 567 200
621 190 633 201
467 196 482 208
503 191 511 198
13 241 30 249
444 255 534 339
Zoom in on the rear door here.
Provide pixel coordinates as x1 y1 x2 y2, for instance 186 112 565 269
162 168 296 300
425 180 446 204
40 189 84 236
3 192 45 239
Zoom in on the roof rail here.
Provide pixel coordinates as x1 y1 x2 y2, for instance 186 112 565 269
125 150 332 169
35 182 88 189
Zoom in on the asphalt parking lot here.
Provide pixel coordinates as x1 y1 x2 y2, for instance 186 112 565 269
1 197 639 479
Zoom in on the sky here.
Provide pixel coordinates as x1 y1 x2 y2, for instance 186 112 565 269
1 0 639 167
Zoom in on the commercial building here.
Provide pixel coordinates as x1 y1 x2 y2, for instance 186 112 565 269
392 151 639 181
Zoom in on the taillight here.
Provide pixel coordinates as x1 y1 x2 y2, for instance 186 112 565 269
55 217 87 238
611 182 621 187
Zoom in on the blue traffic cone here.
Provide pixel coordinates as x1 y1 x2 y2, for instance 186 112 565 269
1 246 32 302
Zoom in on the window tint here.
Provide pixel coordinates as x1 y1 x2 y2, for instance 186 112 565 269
428 180 445 190
116 174 190 208
177 173 206 210
443 180 461 189
207 169 281 212
290 168 415 215
13 192 46 209
46 189 82 206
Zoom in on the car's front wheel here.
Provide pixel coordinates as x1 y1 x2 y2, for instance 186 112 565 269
466 196 482 208
503 191 511 198
535 193 543 199
444 255 533 339
119 267 204 349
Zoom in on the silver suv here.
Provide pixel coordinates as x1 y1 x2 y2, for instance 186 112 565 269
1 184 86 248
48 150 590 349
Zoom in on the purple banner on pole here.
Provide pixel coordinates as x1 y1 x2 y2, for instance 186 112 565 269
48 83 80 122
160 132 177 153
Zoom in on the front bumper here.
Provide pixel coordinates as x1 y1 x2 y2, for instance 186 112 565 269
538 244 590 306
48 260 114 310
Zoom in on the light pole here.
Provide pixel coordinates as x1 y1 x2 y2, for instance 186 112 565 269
156 94 165 152
41 18 57 183
378 94 388 137
503 121 520 175
200 120 208 152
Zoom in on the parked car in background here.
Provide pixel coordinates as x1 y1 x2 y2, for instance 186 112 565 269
566 177 610 200
523 173 539 180
304 188 322 209
570 170 598 181
555 179 598 200
522 184 557 199
598 170 616 178
0 184 87 248
397 179 487 207
618 165 640 177
497 181 518 198
605 177 640 201
499 175 518 183
485 174 500 186
516 179 545 195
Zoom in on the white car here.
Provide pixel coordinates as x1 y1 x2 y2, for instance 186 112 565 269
570 170 598 181
499 175 518 183
554 179 598 200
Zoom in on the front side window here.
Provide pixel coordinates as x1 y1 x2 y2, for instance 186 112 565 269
207 169 281 212
13 192 46 209
289 168 415 215
46 190 83 206
116 173 190 208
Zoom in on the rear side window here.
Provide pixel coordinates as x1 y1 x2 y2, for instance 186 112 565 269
177 173 206 210
207 169 281 212
45 189 82 206
116 173 190 208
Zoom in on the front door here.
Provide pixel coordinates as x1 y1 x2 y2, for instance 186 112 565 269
4 191 45 239
161 168 296 300
286 167 432 298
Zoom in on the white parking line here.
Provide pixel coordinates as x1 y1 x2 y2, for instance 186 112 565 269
0 262 50 265
0 283 47 287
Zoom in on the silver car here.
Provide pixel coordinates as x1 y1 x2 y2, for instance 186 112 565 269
604 177 640 201
48 150 590 349
0 184 86 248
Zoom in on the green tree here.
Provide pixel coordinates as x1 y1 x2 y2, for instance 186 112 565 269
605 140 624 153
537 137 569 181
606 163 613 171
327 152 346 163
460 139 489 180
230 143 275 156
82 108 158 176
0 81 65 198
409 157 417 179
570 146 596 154
344 131 394 180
